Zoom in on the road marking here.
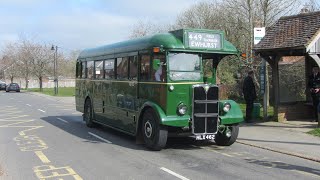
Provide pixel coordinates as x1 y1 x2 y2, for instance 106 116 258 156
57 118 68 123
35 151 51 163
1 115 29 120
19 126 43 136
26 104 32 106
88 132 112 144
0 111 22 116
160 167 190 180
204 147 234 157
0 120 35 127
38 109 46 113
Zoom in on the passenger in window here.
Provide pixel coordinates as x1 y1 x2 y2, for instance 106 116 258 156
155 65 162 81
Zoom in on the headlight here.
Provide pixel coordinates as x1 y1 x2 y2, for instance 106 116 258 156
223 102 231 112
177 104 187 115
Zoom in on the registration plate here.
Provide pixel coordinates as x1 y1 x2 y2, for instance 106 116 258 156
195 134 215 140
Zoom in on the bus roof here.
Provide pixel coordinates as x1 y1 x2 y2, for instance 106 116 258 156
78 29 239 60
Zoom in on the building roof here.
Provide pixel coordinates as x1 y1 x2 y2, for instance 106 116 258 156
255 11 320 51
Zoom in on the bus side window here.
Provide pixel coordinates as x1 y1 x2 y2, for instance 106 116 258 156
116 57 128 80
95 60 103 79
87 61 94 79
140 55 150 81
104 59 115 79
129 56 138 80
76 62 80 78
82 61 86 78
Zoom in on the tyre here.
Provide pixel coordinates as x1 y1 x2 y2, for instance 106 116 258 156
83 98 96 128
214 124 239 146
142 109 168 150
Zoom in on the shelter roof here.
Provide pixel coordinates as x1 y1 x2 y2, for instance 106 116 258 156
255 11 320 52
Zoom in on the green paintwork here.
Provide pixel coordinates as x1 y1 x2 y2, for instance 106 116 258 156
219 100 244 124
76 29 243 137
78 29 239 60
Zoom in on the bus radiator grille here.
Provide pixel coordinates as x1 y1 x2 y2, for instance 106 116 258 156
192 85 219 134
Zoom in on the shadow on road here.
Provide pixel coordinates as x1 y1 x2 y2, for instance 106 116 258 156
246 158 320 177
40 115 207 151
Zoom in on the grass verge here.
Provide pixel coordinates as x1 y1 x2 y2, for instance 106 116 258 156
26 87 75 97
307 128 320 137
239 103 274 121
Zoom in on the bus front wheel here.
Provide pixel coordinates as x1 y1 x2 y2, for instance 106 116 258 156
214 124 239 146
84 99 96 128
142 109 168 151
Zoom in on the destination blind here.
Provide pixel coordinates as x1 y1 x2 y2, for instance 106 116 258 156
187 32 221 49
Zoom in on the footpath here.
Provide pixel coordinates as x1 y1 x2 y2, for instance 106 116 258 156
26 91 320 162
238 120 320 163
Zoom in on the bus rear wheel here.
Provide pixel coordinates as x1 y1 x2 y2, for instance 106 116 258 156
84 99 96 128
142 109 168 151
214 124 239 146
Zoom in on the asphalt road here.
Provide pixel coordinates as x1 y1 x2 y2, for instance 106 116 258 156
0 91 320 180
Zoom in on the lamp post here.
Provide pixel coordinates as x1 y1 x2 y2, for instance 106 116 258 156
51 45 58 95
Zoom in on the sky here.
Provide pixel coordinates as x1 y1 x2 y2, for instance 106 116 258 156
0 0 314 53
0 0 198 52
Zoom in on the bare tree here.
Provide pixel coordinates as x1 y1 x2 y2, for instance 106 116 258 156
175 1 222 29
1 43 20 83
17 37 34 89
258 0 299 27
30 44 52 91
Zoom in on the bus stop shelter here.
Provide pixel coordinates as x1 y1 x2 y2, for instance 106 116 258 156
254 11 320 121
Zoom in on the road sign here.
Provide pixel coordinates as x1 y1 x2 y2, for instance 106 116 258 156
254 27 265 45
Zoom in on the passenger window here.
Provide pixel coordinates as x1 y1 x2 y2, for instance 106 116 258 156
82 62 86 78
140 55 150 81
152 54 166 82
95 61 103 79
87 61 94 79
116 57 128 79
129 56 138 80
104 59 115 79
76 62 80 78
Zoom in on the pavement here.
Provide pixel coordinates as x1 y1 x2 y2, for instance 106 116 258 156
238 120 320 163
25 91 320 163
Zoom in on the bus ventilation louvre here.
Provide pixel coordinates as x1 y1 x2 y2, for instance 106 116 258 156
192 85 219 134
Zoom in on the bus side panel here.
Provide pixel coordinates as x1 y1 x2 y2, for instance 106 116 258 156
99 81 120 129
75 79 87 113
138 83 167 116
92 80 105 122
112 81 137 134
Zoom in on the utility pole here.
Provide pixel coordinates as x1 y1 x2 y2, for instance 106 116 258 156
51 45 58 95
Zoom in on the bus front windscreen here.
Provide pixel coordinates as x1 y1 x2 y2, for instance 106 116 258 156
168 53 201 81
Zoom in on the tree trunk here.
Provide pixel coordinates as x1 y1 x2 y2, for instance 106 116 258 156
25 77 29 90
10 76 13 83
39 76 43 92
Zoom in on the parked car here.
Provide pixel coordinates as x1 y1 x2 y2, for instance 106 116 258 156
0 83 6 90
6 83 20 92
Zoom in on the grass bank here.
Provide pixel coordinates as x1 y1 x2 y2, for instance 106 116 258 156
307 128 320 137
26 87 75 97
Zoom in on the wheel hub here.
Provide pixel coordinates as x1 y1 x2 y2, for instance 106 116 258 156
144 121 153 138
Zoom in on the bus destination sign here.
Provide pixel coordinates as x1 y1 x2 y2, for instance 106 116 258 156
187 32 221 49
